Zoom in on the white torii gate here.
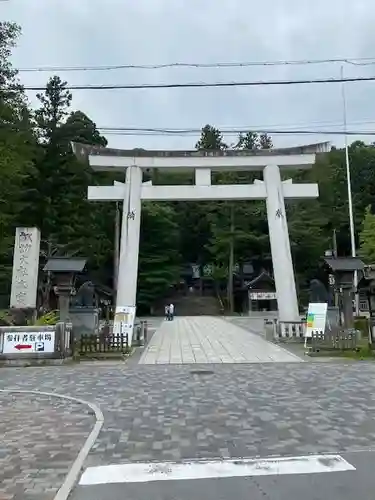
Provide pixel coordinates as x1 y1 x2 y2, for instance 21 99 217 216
72 143 329 341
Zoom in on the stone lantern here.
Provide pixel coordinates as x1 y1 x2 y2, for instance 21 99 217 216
323 256 364 328
43 257 87 322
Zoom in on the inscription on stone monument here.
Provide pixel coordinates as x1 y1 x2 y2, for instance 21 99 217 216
10 227 41 309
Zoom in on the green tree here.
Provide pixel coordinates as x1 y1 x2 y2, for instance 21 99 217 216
235 131 272 150
24 77 118 306
196 124 227 150
205 129 273 312
23 76 75 237
308 143 375 257
35 75 72 144
235 131 259 150
195 124 232 302
283 143 375 299
259 133 273 149
173 124 228 273
0 22 38 300
137 203 181 313
359 205 375 263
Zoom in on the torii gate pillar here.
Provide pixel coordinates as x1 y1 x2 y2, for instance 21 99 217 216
264 164 299 320
117 165 142 309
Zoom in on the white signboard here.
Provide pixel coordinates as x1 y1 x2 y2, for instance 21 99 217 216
114 305 136 346
191 264 200 279
249 292 277 300
10 227 41 309
305 302 328 338
3 331 55 354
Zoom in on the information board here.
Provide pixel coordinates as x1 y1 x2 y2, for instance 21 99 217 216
249 292 277 300
113 306 136 346
305 303 328 338
3 331 55 354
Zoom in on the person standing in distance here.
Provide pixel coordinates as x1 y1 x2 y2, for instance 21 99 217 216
169 303 175 321
164 304 169 321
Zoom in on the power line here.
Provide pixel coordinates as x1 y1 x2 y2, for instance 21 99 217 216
98 118 375 132
21 75 375 91
17 56 375 73
98 127 375 137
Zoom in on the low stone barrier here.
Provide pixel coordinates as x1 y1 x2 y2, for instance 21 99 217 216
99 319 149 347
264 319 306 342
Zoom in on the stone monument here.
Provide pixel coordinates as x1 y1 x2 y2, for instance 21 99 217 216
10 227 41 311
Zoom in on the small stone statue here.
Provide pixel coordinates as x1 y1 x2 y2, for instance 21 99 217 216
74 281 95 307
309 279 329 303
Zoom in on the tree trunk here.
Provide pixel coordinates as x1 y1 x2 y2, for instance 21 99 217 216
227 204 235 313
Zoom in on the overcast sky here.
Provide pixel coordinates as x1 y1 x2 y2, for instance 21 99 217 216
3 0 375 150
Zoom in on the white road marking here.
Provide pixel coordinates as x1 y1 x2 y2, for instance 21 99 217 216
79 454 355 485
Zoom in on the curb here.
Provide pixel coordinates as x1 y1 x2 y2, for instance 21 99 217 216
0 388 104 500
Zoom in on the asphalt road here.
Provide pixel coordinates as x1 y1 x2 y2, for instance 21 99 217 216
2 361 375 499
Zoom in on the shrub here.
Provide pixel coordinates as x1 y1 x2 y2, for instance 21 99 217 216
34 310 59 326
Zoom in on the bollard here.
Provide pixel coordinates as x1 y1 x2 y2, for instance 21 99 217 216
264 320 275 342
138 321 145 347
144 321 148 344
134 323 141 345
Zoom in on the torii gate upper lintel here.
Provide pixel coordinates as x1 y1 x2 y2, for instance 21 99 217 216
72 142 330 331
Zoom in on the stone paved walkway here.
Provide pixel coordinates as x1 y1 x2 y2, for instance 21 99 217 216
0 391 94 500
139 316 302 364
1 363 375 467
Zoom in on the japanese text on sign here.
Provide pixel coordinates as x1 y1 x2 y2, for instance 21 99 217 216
2 330 55 354
10 228 41 309
6 332 53 343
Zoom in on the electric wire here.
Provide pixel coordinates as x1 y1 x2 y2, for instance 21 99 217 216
18 75 375 91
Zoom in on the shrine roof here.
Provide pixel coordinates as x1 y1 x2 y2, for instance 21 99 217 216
43 257 87 273
71 141 330 172
72 142 330 158
324 257 365 272
246 271 275 289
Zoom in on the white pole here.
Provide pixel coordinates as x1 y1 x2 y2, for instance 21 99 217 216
341 65 358 315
